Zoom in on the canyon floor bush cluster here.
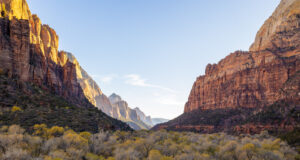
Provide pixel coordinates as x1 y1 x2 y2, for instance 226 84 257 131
0 125 298 160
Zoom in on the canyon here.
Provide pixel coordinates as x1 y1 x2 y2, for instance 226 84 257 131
0 0 163 131
153 0 300 134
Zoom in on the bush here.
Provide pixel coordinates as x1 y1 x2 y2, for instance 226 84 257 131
148 149 162 160
11 106 23 112
1 3 6 17
0 125 297 159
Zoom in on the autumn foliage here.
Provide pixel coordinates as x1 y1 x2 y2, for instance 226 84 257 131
0 125 298 160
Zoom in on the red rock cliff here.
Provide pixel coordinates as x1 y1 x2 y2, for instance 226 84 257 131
184 0 300 113
0 0 113 109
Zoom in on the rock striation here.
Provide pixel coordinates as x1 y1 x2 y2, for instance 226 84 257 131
108 93 152 130
184 0 300 113
0 0 113 111
134 107 153 126
153 0 300 134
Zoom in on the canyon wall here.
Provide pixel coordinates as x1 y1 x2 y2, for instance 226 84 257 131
108 93 151 130
184 0 300 113
0 0 113 110
153 0 300 133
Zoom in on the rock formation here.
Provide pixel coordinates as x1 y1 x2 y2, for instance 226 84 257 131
153 0 300 134
0 0 113 111
108 93 151 130
134 107 153 126
185 0 299 113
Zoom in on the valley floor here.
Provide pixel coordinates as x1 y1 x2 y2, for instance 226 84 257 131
0 124 298 160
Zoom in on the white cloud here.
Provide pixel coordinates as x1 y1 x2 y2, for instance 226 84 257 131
124 74 177 93
92 74 117 84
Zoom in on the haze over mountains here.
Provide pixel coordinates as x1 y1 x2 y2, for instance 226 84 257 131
108 93 168 130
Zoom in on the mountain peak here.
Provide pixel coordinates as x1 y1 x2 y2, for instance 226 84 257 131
109 93 122 104
250 0 300 52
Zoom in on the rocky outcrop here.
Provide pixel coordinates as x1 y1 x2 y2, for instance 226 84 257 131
0 0 31 20
250 0 300 54
184 0 300 113
154 0 300 134
0 0 113 110
134 107 153 126
108 93 151 130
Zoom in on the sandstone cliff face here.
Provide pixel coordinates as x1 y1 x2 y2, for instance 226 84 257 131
250 0 300 54
108 93 151 130
0 0 113 110
0 0 31 20
134 107 153 126
184 0 300 113
153 0 300 134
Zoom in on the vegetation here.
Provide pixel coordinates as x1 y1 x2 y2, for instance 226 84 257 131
0 74 131 133
0 3 6 17
0 125 297 160
11 106 23 112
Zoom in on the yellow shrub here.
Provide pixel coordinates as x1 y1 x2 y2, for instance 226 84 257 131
47 126 65 138
33 124 48 137
85 153 104 160
1 3 6 17
161 156 173 160
63 132 88 148
201 153 210 158
11 106 23 112
80 131 92 140
242 143 255 151
262 139 281 150
148 149 163 160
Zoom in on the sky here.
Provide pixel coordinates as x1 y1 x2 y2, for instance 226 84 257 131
27 0 280 119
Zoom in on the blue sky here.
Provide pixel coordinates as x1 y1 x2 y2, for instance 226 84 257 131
27 0 280 119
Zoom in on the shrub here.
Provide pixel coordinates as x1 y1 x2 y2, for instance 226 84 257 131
148 149 162 160
11 106 23 112
2 147 31 160
33 124 48 138
8 125 25 134
85 152 105 160
0 125 297 159
80 131 92 140
1 3 6 17
47 126 65 138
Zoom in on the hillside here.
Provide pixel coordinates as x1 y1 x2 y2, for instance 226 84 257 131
0 73 132 133
153 0 300 135
0 0 131 131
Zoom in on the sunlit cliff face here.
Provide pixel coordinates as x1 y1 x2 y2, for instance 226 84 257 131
0 0 112 111
184 0 300 113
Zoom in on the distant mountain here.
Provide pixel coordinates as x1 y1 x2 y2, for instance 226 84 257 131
151 118 169 126
108 93 151 130
153 0 300 134
133 107 153 126
0 0 130 131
